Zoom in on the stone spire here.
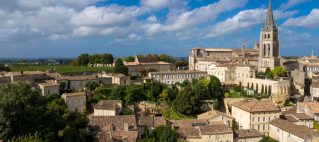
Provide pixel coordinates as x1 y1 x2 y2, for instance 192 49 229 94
265 0 275 28
242 43 246 57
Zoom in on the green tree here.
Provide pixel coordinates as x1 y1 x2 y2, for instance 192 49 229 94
209 76 222 99
114 58 128 75
77 54 90 66
173 87 200 115
84 81 98 92
122 56 135 62
0 64 10 72
124 85 146 104
154 125 178 142
272 66 285 77
259 136 279 142
265 67 274 79
231 119 239 130
9 132 42 142
193 81 210 100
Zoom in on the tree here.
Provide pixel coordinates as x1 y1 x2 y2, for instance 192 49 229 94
124 85 146 104
0 64 10 72
193 81 210 100
77 54 90 66
231 119 239 130
272 66 285 77
154 126 178 142
265 67 274 79
173 87 200 115
259 136 279 142
114 59 128 75
84 81 98 92
122 56 135 62
209 76 222 99
0 83 90 141
9 132 42 142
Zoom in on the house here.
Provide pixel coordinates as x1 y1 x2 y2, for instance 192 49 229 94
124 55 174 76
197 110 233 127
55 75 98 91
148 70 207 85
93 100 122 116
172 119 233 142
269 118 319 142
135 101 168 116
89 115 138 142
231 99 281 135
311 82 319 101
37 80 60 96
112 73 131 85
297 102 319 121
234 129 264 142
7 71 49 82
138 116 167 138
281 106 314 128
61 92 87 112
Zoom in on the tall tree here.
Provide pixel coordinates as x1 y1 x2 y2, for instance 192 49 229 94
114 59 128 75
154 125 178 142
77 54 90 66
209 76 222 99
193 81 210 100
173 87 200 115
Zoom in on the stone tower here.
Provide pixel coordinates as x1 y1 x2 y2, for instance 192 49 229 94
258 0 280 72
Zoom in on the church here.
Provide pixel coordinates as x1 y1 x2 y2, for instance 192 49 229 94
189 0 280 72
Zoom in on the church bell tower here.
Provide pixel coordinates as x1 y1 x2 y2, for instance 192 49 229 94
258 0 280 72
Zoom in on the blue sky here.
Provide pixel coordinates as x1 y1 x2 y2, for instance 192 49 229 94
0 0 318 58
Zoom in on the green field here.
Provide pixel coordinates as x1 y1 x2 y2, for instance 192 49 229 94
11 64 114 74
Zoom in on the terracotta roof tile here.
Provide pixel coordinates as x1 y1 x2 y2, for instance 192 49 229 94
198 124 232 135
94 100 122 110
234 129 264 138
232 99 280 113
177 127 201 138
270 118 317 139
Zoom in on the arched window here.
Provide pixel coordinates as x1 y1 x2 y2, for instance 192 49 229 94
268 34 270 38
264 34 267 39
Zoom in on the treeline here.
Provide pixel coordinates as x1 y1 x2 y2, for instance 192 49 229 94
0 64 10 72
0 83 92 141
92 75 222 116
71 53 114 66
122 54 176 63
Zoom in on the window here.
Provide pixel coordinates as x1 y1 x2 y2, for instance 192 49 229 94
268 34 270 38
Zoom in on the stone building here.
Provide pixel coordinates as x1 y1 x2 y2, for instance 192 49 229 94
148 70 207 85
55 75 98 91
231 99 281 135
269 118 319 142
93 100 122 116
189 0 280 73
112 73 131 85
124 55 174 76
170 119 233 142
296 102 319 121
207 64 256 85
37 80 60 96
197 110 233 127
89 115 138 142
62 92 87 112
234 129 264 142
281 106 314 128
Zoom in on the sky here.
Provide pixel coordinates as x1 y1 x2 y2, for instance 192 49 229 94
0 0 318 58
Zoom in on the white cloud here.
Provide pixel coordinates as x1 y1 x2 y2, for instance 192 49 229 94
17 0 100 10
283 9 319 28
207 8 298 37
70 5 141 27
162 0 248 32
279 0 310 10
141 0 187 10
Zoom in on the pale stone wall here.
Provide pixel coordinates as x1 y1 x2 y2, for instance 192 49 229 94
93 109 116 116
232 106 252 130
236 137 263 142
39 85 60 96
232 106 280 135
250 112 281 135
62 95 86 112
148 71 207 85
294 120 313 128
127 64 173 76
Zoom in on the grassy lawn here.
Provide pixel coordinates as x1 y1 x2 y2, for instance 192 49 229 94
11 64 114 74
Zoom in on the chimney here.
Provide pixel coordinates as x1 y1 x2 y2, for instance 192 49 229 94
124 122 129 131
